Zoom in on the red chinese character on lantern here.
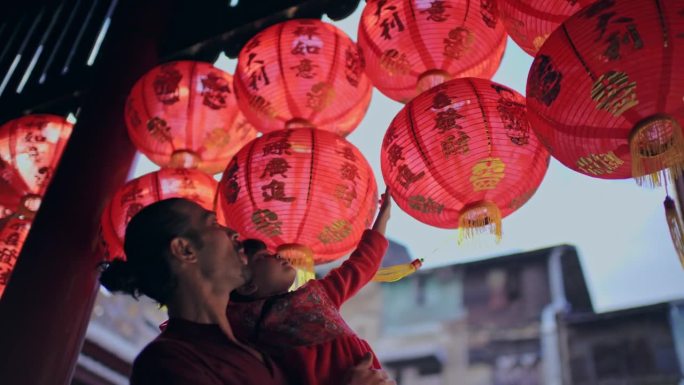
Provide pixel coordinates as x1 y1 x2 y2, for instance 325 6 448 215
387 143 405 168
222 160 240 203
125 203 144 225
528 54 563 107
120 181 144 205
335 184 358 208
0 248 17 266
582 0 643 61
441 132 470 157
492 84 530 146
201 72 231 110
291 59 319 79
153 64 182 105
263 138 292 156
291 24 322 56
24 130 47 143
344 46 365 87
397 164 425 189
480 0 499 28
434 108 464 134
261 179 295 202
126 100 142 128
293 22 320 39
261 158 291 179
443 27 474 59
420 1 451 22
383 124 399 149
35 166 52 188
246 53 270 91
336 146 357 162
340 162 360 183
374 0 405 40
3 231 20 247
146 117 173 142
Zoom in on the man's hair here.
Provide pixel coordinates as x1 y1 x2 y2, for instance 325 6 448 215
99 198 204 306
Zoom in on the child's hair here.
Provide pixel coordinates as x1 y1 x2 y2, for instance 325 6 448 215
229 238 268 302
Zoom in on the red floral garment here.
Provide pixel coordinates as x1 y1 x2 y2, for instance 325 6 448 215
228 230 388 385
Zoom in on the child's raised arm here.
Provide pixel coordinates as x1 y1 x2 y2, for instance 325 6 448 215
316 188 392 308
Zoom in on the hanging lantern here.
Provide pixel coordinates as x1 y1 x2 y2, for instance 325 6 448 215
357 0 508 103
233 19 372 136
0 216 32 297
100 168 218 261
125 61 258 175
526 0 684 188
497 0 595 56
381 78 549 241
216 128 378 279
0 114 73 219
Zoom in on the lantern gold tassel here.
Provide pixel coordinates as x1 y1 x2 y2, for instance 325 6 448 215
277 243 316 290
373 258 424 283
664 196 684 269
458 201 502 244
630 115 684 188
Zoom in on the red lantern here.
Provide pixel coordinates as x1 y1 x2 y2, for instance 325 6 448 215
216 128 378 268
526 0 684 186
0 115 73 218
0 216 32 297
357 0 508 103
381 78 549 240
497 0 595 56
125 61 258 174
100 168 218 261
234 19 372 136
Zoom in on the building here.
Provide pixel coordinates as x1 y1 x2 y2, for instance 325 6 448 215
341 244 684 385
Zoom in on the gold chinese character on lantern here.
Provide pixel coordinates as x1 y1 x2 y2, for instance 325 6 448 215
306 82 335 112
317 219 353 244
470 157 506 191
204 127 231 151
380 49 411 76
576 151 624 175
591 71 639 116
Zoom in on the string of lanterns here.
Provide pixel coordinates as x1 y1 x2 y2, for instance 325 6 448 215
4 0 681 296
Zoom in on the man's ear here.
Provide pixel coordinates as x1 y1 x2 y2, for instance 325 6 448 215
235 282 259 297
169 237 197 263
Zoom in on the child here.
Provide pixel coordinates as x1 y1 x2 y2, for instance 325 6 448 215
228 189 392 385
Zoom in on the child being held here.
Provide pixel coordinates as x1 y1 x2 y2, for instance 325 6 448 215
228 189 392 385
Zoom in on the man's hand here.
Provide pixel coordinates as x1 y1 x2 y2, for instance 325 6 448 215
372 187 392 235
345 353 396 385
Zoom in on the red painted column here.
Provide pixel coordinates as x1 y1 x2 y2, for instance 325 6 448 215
0 1 171 384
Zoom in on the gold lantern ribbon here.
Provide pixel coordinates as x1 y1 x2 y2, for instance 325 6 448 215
372 258 424 283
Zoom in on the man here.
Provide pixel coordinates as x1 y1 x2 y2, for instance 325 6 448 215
100 198 395 385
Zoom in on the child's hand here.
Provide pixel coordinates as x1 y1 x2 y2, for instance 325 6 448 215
372 187 391 235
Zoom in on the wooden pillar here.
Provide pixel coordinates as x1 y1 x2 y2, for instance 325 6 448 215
0 1 171 383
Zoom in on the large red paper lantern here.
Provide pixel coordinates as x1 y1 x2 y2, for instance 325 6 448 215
497 0 595 56
358 0 508 103
0 216 31 297
216 128 378 266
233 19 372 136
526 0 684 187
381 78 549 240
100 168 218 261
0 114 73 218
125 61 258 174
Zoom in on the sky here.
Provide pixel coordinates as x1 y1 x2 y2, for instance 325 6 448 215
131 5 684 313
